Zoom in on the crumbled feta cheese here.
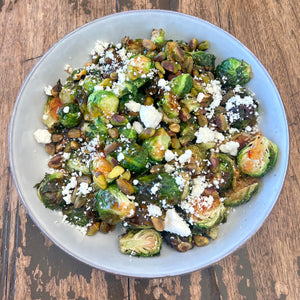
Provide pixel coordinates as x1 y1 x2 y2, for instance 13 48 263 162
132 121 143 134
164 164 175 173
204 80 223 119
157 78 171 91
164 149 176 162
44 85 52 96
139 105 162 128
219 141 240 156
125 100 141 112
178 149 192 165
147 204 162 217
33 129 51 144
77 182 92 195
62 152 71 160
164 208 191 237
117 153 125 162
195 127 225 144
63 106 70 113
190 176 208 197
92 40 109 56
64 64 73 74
133 179 139 185
62 176 77 204
150 182 161 195
197 92 205 103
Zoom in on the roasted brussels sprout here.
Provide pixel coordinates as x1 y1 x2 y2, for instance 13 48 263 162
143 128 171 162
66 150 91 175
151 28 165 46
216 57 252 87
163 232 194 252
180 97 201 113
119 127 137 140
128 55 153 76
36 172 65 209
135 173 181 207
112 142 148 173
87 90 119 119
210 153 234 192
189 197 226 230
161 92 180 118
119 229 162 257
170 74 193 97
95 184 136 224
190 51 216 71
82 75 102 95
224 177 260 206
59 81 79 104
42 97 63 128
58 103 82 128
237 134 278 177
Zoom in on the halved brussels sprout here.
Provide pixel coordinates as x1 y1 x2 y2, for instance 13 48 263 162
170 74 193 97
216 57 252 87
36 172 65 209
237 134 278 177
151 28 165 46
161 92 180 118
112 142 148 173
119 229 162 257
143 128 171 162
190 197 226 230
42 97 63 128
87 90 119 119
58 103 82 128
82 75 102 95
128 55 153 76
66 150 91 175
180 97 201 113
135 173 181 207
224 177 260 206
95 184 136 224
209 153 234 192
59 82 79 104
190 51 216 71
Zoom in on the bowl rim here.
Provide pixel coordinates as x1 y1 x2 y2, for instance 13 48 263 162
8 9 289 278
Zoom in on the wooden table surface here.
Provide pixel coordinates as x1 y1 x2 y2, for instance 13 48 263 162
1 0 299 299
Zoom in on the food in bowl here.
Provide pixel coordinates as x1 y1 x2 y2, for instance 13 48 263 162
34 29 278 257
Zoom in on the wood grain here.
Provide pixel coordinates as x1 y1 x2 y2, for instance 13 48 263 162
1 0 299 299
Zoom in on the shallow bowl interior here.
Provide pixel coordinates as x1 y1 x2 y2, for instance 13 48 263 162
9 10 289 278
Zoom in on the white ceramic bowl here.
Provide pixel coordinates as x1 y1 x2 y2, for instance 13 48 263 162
9 10 289 277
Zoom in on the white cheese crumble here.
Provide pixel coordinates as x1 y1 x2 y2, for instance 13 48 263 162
164 208 191 237
132 121 143 134
197 92 205 103
219 141 240 156
147 204 162 217
92 40 109 56
125 100 141 112
157 78 171 91
204 80 223 119
77 182 92 195
62 152 71 160
164 149 176 162
178 149 192 165
44 85 52 96
164 164 175 173
62 176 77 204
117 153 125 162
33 129 51 144
195 127 225 144
150 182 161 195
139 105 163 128
63 106 70 113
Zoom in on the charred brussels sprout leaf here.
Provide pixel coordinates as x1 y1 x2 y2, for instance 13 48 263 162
143 128 171 162
119 229 162 257
190 51 216 71
224 177 260 206
170 74 193 97
216 58 252 87
62 206 89 226
95 184 135 224
135 173 181 207
36 172 65 209
237 134 278 177
58 103 82 128
87 90 119 119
